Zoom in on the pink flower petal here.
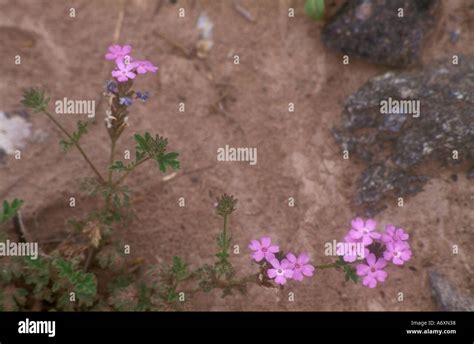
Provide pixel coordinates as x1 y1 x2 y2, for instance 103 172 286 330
374 258 387 269
252 251 264 262
401 250 412 261
298 253 310 265
302 265 314 276
267 269 277 278
349 229 362 239
126 72 136 79
268 245 279 253
269 258 280 269
274 275 286 285
286 253 297 263
365 219 377 231
264 252 276 262
344 254 357 263
363 276 377 288
370 231 381 240
280 259 290 269
249 240 261 251
292 271 303 281
366 253 376 266
361 235 373 246
393 256 404 265
351 217 365 231
261 237 271 248
356 264 370 276
105 53 116 60
374 270 388 282
122 45 132 54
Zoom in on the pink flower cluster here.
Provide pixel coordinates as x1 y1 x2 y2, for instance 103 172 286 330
249 237 315 286
343 218 412 288
105 44 158 82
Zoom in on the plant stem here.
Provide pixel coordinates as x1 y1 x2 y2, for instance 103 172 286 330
314 262 340 270
85 138 117 272
180 272 277 298
112 156 151 187
107 139 117 184
43 110 105 183
222 213 228 254
105 138 117 209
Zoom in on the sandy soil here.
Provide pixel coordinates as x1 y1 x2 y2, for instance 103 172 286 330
0 0 473 311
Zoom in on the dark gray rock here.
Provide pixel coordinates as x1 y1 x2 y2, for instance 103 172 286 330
322 0 440 67
333 57 474 215
429 271 474 311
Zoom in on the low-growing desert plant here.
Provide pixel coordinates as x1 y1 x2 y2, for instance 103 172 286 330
0 44 413 311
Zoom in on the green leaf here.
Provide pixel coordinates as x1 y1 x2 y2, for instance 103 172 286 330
134 133 180 173
109 161 132 172
13 288 28 307
54 259 97 307
23 256 51 296
21 88 50 113
305 0 325 21
59 120 89 152
336 257 359 284
156 152 180 173
171 256 188 280
134 133 147 152
0 198 24 225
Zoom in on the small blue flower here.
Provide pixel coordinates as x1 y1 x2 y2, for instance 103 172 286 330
136 91 149 102
119 97 133 107
104 80 117 93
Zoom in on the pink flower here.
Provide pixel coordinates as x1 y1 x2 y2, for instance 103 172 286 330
383 241 412 265
105 44 132 63
267 258 293 285
341 234 368 263
134 60 158 74
249 237 279 262
349 218 381 245
112 60 138 82
381 224 409 244
286 253 315 281
356 253 388 288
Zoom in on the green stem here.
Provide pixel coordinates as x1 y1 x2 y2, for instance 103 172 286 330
222 213 228 254
112 156 151 187
105 138 117 210
314 262 340 270
108 139 117 184
43 110 105 183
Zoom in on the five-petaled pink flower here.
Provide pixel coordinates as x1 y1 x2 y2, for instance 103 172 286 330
349 218 381 245
356 253 388 288
135 60 159 74
249 237 279 262
381 224 409 244
383 241 412 265
105 44 132 63
112 60 138 82
267 258 293 285
286 253 315 281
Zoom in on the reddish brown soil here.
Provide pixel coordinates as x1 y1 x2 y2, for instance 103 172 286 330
0 0 473 311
